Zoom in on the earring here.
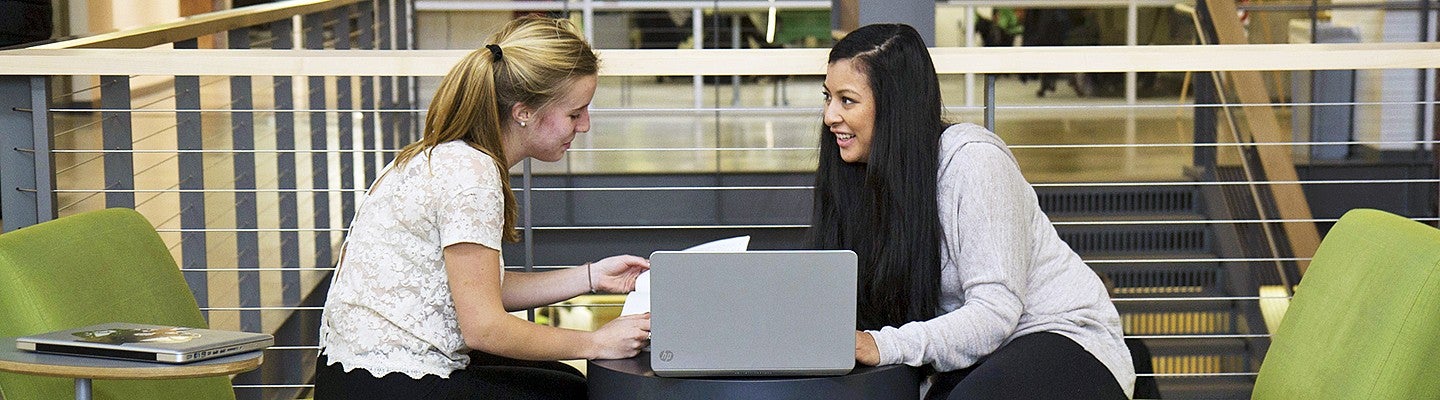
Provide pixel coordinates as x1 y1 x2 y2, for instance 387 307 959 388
520 121 527 127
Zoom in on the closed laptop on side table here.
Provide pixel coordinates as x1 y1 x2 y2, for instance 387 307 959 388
16 322 273 364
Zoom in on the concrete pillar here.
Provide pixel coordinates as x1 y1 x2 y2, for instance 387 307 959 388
832 0 936 46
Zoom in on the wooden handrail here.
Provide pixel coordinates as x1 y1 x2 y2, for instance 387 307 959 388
1 43 1438 76
33 0 365 49
414 0 831 11
1203 0 1320 275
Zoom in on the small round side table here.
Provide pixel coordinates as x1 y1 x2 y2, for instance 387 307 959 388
0 336 263 400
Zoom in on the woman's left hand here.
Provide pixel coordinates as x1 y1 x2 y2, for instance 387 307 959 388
588 255 650 294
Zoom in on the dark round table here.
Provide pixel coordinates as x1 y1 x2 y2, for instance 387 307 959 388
588 352 921 400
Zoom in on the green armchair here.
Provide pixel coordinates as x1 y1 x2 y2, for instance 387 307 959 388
1251 208 1440 399
0 208 236 400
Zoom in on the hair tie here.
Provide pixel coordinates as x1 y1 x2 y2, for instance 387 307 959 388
485 44 503 62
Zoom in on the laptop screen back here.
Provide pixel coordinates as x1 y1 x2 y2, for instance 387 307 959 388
648 250 857 377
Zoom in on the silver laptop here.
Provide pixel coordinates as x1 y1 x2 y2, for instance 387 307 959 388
16 322 273 363
649 250 857 377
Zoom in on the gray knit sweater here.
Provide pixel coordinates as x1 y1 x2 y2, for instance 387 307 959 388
866 123 1136 398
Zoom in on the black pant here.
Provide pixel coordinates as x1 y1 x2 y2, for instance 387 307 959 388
926 332 1128 400
315 352 587 400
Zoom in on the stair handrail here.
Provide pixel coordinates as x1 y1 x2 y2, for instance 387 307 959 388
32 0 366 49
1175 1 1313 292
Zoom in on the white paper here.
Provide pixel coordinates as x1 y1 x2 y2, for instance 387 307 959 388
619 236 750 316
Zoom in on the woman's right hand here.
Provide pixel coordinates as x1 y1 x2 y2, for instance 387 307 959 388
589 313 651 360
855 330 880 366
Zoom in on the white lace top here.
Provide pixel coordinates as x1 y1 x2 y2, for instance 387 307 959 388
318 140 506 379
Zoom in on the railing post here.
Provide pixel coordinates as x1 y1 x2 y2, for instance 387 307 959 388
303 12 332 306
731 14 741 107
1433 0 1440 227
0 75 55 231
1420 0 1435 156
359 0 378 184
984 74 996 132
583 0 594 42
1434 9 1439 228
174 38 209 317
1194 71 1218 181
228 25 260 333
523 158 534 322
269 17 298 335
377 0 397 164
397 0 418 144
692 7 703 109
337 5 357 226
100 75 134 209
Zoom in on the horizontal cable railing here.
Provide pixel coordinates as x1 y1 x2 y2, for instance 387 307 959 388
43 178 1440 192
37 138 1440 151
128 215 1440 230
31 98 1440 114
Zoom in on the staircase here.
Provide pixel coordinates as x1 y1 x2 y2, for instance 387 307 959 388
1039 185 1267 399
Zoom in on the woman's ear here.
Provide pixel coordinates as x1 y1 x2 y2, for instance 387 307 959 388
510 102 534 127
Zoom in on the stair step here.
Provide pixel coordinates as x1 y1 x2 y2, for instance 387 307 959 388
1120 309 1247 334
1117 298 1248 311
1048 211 1203 223
1096 262 1227 297
1144 338 1251 357
1049 213 1206 222
1145 338 1257 377
1036 186 1201 217
1084 251 1219 262
1057 225 1212 254
1154 376 1256 399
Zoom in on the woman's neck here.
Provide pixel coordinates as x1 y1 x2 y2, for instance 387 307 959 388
501 127 526 168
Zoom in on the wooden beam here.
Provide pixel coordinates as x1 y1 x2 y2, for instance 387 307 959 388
179 0 218 48
34 0 364 49
1204 0 1321 274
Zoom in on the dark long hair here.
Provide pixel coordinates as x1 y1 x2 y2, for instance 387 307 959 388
810 24 946 330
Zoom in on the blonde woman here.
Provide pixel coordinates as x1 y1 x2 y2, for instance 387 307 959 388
316 17 650 399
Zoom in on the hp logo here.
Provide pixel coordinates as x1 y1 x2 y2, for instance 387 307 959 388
659 350 674 362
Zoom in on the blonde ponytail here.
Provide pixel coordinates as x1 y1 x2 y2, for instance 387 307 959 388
394 16 597 242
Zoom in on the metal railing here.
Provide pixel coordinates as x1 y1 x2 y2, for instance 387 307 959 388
0 1 413 398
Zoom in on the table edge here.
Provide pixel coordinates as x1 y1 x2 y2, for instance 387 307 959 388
0 354 262 380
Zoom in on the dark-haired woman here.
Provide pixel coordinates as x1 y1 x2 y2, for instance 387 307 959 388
812 23 1135 399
